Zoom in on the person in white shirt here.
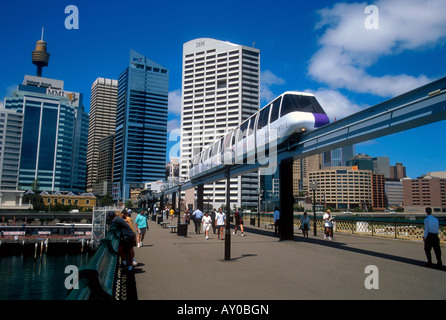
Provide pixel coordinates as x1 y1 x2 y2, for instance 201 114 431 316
323 210 334 240
423 207 443 269
202 212 212 240
215 208 226 240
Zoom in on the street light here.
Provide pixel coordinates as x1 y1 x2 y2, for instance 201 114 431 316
160 184 166 220
256 188 263 228
309 180 318 236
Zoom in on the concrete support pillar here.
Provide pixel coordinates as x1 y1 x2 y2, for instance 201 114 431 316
196 184 204 211
172 192 177 210
279 159 294 240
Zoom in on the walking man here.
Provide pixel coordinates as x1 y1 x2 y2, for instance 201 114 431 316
273 207 280 237
423 207 443 269
192 208 203 234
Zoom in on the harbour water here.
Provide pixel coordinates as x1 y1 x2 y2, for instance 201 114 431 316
0 252 91 300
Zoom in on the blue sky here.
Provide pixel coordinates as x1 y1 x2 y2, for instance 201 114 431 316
1 0 445 178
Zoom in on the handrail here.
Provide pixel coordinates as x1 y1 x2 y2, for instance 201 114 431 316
67 225 121 300
243 212 446 243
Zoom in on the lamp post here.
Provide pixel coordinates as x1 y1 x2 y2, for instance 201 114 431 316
160 184 166 220
177 182 182 226
256 188 262 228
309 180 318 236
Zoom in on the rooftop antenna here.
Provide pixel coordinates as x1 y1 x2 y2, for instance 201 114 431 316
32 27 50 77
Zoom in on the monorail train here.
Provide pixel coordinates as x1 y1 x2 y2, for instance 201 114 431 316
189 91 329 178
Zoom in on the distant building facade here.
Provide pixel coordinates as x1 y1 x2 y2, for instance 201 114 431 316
113 50 169 201
4 75 88 192
309 166 372 210
86 77 118 193
403 176 446 209
180 38 260 209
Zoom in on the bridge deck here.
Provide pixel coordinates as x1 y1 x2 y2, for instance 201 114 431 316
133 218 445 300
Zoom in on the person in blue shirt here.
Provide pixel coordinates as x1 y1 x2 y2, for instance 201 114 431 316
273 207 280 237
135 211 148 248
423 207 443 269
192 208 203 234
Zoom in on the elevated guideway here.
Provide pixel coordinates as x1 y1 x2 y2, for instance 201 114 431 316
161 77 446 241
165 76 446 192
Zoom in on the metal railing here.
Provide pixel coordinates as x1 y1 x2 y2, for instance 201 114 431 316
67 225 121 300
243 213 446 243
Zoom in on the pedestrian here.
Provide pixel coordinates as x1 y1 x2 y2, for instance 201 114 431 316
273 207 280 237
192 208 203 234
423 207 443 269
233 211 245 236
300 212 310 239
122 210 138 267
183 209 191 224
170 208 174 220
202 211 212 240
215 208 226 240
107 211 136 271
211 209 217 234
323 209 334 240
135 210 148 248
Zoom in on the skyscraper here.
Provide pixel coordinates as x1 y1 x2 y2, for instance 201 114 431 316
180 38 260 208
390 162 406 179
0 108 26 208
113 50 169 201
323 145 355 167
4 75 88 192
86 77 118 193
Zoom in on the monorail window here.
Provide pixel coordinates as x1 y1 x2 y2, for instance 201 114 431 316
238 120 249 141
257 104 271 129
269 97 282 123
281 94 326 117
249 114 257 131
212 141 220 155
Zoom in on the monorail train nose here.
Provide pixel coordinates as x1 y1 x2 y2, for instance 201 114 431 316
313 113 330 128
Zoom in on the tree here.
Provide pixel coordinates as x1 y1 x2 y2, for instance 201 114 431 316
31 179 40 193
125 199 133 208
99 193 114 206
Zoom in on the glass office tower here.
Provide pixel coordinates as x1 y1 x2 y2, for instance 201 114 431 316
4 75 88 192
113 50 169 201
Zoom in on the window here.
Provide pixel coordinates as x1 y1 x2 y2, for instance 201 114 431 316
257 104 271 129
217 79 227 89
281 94 326 117
269 96 282 123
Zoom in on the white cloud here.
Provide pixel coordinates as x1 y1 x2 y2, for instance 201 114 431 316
309 0 446 97
304 88 366 121
260 70 285 103
168 89 182 115
167 118 181 132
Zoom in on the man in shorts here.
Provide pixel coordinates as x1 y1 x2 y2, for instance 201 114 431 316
233 211 245 236
215 208 226 240
135 211 148 247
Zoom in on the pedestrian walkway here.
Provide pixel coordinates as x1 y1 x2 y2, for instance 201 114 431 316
133 219 446 300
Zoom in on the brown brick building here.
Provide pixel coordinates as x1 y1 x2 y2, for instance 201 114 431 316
402 178 446 207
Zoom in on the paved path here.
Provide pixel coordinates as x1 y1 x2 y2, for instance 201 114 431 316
133 218 445 300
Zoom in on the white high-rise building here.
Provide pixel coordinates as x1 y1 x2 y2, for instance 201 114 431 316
86 77 118 193
180 38 260 209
